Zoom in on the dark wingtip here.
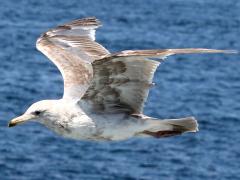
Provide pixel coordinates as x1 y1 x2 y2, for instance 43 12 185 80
8 122 16 128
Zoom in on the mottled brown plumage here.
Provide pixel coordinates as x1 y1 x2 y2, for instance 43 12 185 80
36 17 236 114
36 17 109 99
82 56 160 114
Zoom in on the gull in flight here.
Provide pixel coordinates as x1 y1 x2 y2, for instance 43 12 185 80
8 17 236 141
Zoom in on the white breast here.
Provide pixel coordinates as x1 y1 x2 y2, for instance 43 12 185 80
42 101 148 141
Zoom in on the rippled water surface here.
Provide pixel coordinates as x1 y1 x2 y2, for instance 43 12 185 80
0 0 240 179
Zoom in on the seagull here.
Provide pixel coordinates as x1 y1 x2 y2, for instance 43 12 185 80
8 17 236 141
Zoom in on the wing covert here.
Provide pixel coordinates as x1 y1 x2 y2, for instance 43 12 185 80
82 48 235 114
36 17 110 99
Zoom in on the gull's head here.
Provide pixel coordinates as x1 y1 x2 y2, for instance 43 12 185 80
8 100 57 127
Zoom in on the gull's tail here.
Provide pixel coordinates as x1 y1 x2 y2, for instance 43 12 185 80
141 117 198 138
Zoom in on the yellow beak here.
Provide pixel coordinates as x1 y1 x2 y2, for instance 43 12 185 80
8 114 35 127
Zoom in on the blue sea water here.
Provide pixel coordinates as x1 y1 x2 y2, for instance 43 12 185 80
0 0 240 179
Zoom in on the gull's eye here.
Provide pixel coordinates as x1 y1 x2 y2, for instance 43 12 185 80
33 110 42 116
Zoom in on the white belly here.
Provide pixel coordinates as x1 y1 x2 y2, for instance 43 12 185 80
59 113 148 141
38 99 149 141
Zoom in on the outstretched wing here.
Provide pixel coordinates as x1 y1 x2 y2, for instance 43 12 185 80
36 17 110 99
82 49 236 114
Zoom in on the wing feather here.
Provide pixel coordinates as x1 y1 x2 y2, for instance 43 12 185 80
36 17 110 99
82 48 236 114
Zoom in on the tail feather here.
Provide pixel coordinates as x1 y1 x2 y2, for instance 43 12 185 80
142 117 198 138
162 117 198 132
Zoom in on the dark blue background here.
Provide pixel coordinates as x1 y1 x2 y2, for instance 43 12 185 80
0 0 239 179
